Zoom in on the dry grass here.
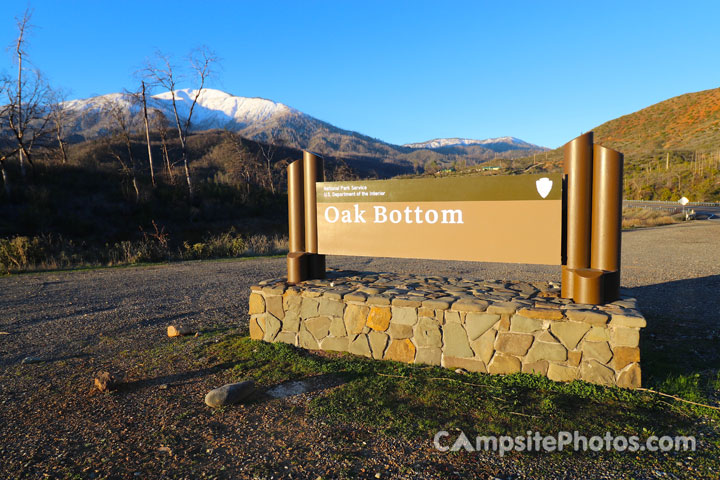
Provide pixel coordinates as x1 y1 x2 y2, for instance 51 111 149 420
622 207 682 229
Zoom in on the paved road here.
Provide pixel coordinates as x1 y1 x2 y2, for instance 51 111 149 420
625 200 720 218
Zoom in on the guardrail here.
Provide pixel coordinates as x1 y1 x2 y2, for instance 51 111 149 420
624 200 720 207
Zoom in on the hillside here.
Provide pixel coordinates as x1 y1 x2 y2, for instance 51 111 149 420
593 87 720 155
488 88 720 202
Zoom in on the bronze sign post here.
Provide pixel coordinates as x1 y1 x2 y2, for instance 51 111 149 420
287 151 325 284
561 132 624 304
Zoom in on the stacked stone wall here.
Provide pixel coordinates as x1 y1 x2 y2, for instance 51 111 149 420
248 270 645 388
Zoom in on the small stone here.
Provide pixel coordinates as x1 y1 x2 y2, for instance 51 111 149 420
584 326 610 342
300 298 320 318
444 356 487 373
249 315 265 340
422 299 451 310
470 329 496 364
547 363 578 382
567 350 582 367
265 295 284 320
298 329 319 350
414 317 442 348
609 313 647 328
329 316 347 337
414 347 441 366
465 313 500 340
275 331 297 345
388 323 413 339
442 322 474 358
94 371 116 393
167 325 194 337
282 311 301 333
487 353 521 374
524 341 567 363
582 341 613 364
610 327 640 347
518 308 564 320
248 293 265 314
320 336 349 352
204 380 255 407
367 306 392 331
344 304 369 335
613 346 640 370
318 299 345 317
509 315 543 333
522 360 549 375
305 316 331 340
451 299 489 312
494 332 534 356
486 302 520 314
368 331 389 359
367 295 391 306
550 321 591 350
391 306 418 325
263 315 282 342
616 363 642 389
384 338 416 363
348 334 372 358
21 356 44 364
283 294 303 314
566 309 609 326
580 360 615 386
444 310 461 323
391 297 422 307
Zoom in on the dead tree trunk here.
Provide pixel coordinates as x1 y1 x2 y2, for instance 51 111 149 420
141 81 155 187
0 155 10 196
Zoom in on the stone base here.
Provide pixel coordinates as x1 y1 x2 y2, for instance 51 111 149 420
248 269 645 388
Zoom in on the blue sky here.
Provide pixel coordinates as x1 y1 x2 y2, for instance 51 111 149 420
2 1 719 148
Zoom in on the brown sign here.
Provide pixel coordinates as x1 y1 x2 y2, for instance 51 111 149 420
315 173 563 265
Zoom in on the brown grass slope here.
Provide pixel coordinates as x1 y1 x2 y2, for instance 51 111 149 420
593 86 720 155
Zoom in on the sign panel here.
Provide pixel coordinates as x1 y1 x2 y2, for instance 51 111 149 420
316 173 563 265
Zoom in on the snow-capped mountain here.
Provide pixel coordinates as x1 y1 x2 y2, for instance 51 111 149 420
59 89 547 171
404 136 545 152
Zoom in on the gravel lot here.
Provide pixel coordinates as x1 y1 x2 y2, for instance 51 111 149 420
0 220 718 479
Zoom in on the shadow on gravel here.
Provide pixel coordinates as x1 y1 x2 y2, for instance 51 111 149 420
627 274 720 396
261 374 346 400
116 362 236 393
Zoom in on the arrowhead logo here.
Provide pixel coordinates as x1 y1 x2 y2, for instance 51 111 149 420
535 177 553 199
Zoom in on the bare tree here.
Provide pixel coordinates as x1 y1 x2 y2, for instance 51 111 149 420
139 81 155 186
150 107 174 183
6 8 51 178
0 77 17 195
144 47 217 198
103 98 141 202
256 130 290 195
47 89 70 165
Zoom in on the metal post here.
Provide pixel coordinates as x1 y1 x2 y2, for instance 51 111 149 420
303 151 322 253
287 159 307 284
562 132 594 300
591 144 624 302
302 151 326 280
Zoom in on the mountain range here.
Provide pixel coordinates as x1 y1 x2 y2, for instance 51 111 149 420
60 88 548 175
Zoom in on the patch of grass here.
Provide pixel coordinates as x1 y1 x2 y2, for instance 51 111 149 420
622 207 682 229
0 230 288 275
197 336 719 437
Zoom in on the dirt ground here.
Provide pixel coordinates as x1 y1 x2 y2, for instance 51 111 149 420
1 220 718 479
